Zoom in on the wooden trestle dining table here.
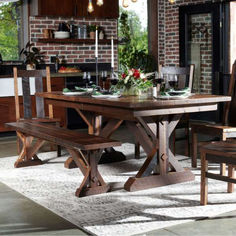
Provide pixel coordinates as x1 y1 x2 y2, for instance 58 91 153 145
36 92 231 192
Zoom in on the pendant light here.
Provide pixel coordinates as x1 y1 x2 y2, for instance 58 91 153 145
97 0 103 6
87 0 94 13
122 0 129 8
131 0 137 2
168 0 176 4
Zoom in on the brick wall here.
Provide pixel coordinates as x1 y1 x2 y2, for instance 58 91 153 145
158 0 212 93
29 16 118 69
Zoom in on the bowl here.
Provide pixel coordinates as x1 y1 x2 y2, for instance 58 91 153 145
54 31 70 39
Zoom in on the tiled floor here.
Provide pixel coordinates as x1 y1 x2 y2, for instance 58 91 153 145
1 129 236 235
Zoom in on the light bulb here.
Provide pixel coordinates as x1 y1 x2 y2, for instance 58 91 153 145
97 0 103 6
122 0 129 8
87 0 94 13
131 0 137 2
168 0 176 4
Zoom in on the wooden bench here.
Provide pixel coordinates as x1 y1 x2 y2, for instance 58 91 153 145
6 121 121 197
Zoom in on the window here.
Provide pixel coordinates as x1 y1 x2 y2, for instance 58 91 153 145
0 0 26 61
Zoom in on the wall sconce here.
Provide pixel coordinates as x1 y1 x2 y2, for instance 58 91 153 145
87 0 94 13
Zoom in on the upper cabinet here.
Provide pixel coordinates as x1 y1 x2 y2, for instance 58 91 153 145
30 0 119 18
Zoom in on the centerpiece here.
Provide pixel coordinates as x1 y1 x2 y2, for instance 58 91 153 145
115 68 153 96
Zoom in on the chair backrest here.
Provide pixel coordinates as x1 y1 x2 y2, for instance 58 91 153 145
159 64 195 92
222 60 236 125
13 66 53 121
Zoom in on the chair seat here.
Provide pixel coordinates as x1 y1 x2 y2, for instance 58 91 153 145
191 122 236 135
200 141 236 159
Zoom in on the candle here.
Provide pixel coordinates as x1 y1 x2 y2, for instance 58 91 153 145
111 36 114 68
95 28 98 58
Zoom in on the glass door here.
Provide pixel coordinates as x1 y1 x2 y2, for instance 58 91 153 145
179 2 229 121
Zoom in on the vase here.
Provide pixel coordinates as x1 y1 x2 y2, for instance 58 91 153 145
122 87 139 96
89 31 95 39
122 87 152 98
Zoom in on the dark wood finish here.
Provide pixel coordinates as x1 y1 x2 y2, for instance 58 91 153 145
200 141 236 205
85 0 119 18
37 38 118 45
37 92 230 191
30 0 119 18
13 67 63 157
135 65 195 157
191 60 236 168
6 121 121 197
6 122 121 151
148 0 158 65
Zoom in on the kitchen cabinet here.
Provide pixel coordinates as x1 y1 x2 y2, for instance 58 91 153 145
30 0 119 18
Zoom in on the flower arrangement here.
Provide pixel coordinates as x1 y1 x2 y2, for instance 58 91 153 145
115 68 153 96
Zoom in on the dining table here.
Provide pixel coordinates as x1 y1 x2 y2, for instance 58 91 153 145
36 92 231 192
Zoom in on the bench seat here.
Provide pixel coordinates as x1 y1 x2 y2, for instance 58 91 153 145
6 121 121 197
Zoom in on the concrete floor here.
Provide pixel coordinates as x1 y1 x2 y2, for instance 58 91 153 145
1 129 236 235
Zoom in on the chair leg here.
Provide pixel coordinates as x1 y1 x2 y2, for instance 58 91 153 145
135 142 140 159
57 145 62 157
200 151 208 205
185 127 190 157
227 165 235 193
191 127 198 168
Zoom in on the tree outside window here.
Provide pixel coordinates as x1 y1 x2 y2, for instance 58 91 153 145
0 1 22 61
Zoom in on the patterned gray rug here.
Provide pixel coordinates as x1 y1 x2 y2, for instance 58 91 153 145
0 143 236 236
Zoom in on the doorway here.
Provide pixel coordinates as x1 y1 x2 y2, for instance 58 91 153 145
179 2 229 121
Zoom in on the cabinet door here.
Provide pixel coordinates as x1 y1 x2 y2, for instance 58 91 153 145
82 0 119 18
38 0 77 17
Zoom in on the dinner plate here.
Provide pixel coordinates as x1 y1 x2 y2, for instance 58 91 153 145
92 94 121 98
63 91 87 96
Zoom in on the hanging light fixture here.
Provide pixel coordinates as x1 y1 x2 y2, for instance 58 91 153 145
122 0 129 8
96 0 103 6
168 0 176 4
131 0 137 2
87 0 94 13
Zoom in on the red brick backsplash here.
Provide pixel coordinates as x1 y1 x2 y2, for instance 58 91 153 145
29 16 118 69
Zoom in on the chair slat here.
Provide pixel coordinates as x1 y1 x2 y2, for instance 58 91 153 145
35 76 45 118
22 77 32 119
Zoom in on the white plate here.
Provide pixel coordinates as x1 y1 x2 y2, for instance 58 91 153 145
92 94 121 98
63 91 87 96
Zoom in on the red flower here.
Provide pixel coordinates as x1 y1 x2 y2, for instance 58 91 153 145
122 73 126 79
133 69 140 79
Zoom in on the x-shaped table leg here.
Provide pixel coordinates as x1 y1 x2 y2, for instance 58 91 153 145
125 114 195 191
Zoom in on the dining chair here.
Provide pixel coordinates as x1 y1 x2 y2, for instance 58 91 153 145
134 64 195 158
13 66 61 166
161 65 195 156
200 141 236 205
190 60 236 169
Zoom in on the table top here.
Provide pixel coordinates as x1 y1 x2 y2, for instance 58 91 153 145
37 92 231 110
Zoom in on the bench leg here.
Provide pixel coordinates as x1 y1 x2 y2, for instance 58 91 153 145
15 132 45 168
200 151 208 205
68 149 110 197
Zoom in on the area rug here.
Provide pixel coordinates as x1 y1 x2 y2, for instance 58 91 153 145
0 143 236 236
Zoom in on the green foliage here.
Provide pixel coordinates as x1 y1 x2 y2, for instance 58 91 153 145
118 9 156 72
87 24 97 33
20 41 45 65
0 2 21 60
